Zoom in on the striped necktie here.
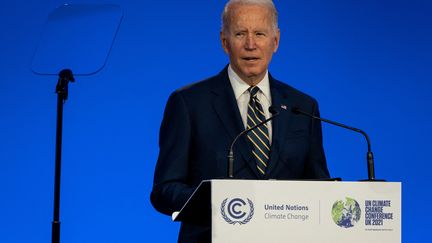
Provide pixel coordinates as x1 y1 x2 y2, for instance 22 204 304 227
246 86 270 176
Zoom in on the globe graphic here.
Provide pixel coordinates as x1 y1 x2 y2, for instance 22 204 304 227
332 197 361 228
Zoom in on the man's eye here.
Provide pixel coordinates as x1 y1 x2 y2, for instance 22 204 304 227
256 32 266 37
235 32 245 37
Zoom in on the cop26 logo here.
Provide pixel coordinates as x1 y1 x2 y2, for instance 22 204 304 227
220 198 254 225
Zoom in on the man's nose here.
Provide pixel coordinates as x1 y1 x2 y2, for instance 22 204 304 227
245 35 257 50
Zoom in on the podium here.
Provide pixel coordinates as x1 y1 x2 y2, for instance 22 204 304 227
173 180 401 243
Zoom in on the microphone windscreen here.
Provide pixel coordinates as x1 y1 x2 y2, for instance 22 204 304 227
269 106 279 115
291 107 301 114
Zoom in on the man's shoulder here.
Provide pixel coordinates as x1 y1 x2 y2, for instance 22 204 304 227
177 75 219 93
271 76 318 104
173 68 228 97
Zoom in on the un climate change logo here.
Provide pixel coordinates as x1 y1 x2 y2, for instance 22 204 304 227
332 197 361 228
220 198 254 225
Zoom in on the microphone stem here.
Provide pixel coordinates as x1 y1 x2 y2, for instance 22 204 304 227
299 109 373 152
294 108 376 181
227 112 279 178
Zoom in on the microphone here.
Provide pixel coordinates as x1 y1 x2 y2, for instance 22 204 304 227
227 106 280 178
291 106 382 181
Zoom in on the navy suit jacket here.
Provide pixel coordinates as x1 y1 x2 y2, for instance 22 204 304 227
151 67 330 242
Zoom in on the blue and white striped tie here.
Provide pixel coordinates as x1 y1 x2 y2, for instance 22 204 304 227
246 86 270 175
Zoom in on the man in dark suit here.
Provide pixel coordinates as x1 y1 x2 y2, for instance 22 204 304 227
151 0 330 242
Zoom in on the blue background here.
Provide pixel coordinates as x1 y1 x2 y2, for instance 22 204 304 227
1 0 431 242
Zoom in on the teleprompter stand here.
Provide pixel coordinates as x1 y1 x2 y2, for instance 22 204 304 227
31 4 123 243
52 69 75 243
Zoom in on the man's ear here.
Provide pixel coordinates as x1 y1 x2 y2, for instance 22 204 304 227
220 31 230 54
273 29 280 53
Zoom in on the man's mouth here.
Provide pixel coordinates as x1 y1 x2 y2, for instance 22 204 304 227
242 57 260 62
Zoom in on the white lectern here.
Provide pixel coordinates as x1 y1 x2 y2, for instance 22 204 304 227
174 180 401 243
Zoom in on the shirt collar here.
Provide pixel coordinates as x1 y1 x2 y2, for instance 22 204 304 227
227 64 271 102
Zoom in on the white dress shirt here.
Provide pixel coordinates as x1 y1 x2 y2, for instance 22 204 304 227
227 65 273 143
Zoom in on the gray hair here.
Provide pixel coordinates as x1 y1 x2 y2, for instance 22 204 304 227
221 0 279 34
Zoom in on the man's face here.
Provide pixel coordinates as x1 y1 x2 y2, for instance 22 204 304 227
221 4 280 85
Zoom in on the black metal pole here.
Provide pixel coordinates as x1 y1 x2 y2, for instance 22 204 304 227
291 107 384 182
52 69 74 243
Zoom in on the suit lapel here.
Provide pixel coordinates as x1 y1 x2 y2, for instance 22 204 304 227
211 69 260 178
265 77 293 177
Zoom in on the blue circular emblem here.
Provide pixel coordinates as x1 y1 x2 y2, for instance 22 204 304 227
332 197 361 228
220 198 254 225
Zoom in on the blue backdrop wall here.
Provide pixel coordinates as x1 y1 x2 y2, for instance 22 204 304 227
1 0 431 242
